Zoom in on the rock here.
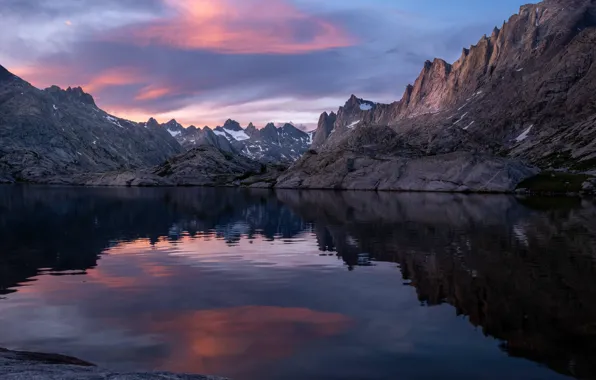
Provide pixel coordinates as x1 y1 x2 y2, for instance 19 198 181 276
312 111 337 148
582 178 596 192
152 145 263 186
277 125 538 192
0 348 226 380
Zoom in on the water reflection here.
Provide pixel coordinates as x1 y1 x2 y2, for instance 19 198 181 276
0 185 595 379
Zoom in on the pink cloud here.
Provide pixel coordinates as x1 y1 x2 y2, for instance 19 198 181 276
110 0 356 54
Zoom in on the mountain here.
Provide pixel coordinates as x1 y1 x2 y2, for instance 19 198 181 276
0 66 184 183
232 122 312 163
277 0 596 191
165 118 312 164
158 119 235 154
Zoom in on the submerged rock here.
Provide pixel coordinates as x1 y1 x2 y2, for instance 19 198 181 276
0 348 227 380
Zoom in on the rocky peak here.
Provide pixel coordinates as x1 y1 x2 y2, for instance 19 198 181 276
245 122 258 136
223 119 243 131
165 119 183 131
280 123 307 138
146 118 160 129
65 86 96 106
346 94 360 107
259 122 279 141
312 111 337 148
44 85 97 107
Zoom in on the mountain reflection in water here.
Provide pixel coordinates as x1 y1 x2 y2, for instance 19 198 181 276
1 186 595 380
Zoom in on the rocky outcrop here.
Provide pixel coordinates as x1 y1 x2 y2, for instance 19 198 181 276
276 125 537 192
0 68 184 183
312 111 337 148
0 348 226 380
27 146 269 187
282 0 596 191
151 145 264 186
310 0 596 171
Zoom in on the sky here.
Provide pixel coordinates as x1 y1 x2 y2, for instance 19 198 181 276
1 0 532 129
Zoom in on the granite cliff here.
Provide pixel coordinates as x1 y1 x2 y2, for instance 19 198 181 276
278 0 596 191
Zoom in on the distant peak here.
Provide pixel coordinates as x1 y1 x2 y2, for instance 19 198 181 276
66 86 96 106
345 94 363 107
223 119 242 131
146 118 160 128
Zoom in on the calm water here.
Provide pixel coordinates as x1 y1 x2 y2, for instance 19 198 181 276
1 187 596 380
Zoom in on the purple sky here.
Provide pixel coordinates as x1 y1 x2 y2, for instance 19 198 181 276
1 0 533 129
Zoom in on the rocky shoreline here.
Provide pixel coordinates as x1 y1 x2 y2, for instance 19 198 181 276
0 348 227 380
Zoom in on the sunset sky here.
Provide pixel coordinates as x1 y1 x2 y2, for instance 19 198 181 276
2 0 530 129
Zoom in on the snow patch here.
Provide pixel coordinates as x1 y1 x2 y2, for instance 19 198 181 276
453 112 469 125
463 121 475 130
167 129 181 137
105 115 124 128
347 120 361 129
52 104 58 111
516 68 524 72
213 130 227 138
458 103 468 111
515 125 533 142
359 103 373 111
223 128 250 141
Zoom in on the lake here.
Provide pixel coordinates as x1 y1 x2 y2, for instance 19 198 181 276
1 186 595 380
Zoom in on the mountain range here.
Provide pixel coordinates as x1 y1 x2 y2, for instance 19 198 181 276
1 0 595 192
161 118 313 163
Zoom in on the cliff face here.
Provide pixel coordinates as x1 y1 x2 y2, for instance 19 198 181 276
310 0 596 171
397 0 596 118
312 111 337 148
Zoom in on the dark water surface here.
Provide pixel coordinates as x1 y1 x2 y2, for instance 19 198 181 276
1 186 596 380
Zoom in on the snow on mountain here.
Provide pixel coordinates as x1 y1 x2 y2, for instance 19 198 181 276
160 119 312 164
222 128 250 141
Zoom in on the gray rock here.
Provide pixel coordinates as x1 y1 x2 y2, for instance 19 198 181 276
152 145 264 186
276 125 538 192
582 178 596 193
0 348 226 380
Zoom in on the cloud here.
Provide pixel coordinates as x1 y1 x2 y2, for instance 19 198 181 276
83 67 145 93
135 85 177 101
1 0 529 128
109 0 355 54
